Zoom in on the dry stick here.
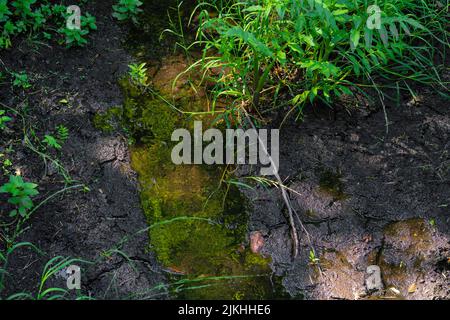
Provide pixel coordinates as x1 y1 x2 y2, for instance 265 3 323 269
241 109 323 278
241 108 299 258
291 205 323 278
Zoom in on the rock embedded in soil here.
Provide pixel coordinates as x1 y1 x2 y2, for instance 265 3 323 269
368 218 447 298
365 265 383 293
250 231 265 254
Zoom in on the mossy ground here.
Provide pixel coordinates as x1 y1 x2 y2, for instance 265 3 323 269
95 54 278 299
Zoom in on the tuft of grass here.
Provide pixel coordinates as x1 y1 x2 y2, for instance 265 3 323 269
6 256 93 300
183 0 448 123
0 184 87 299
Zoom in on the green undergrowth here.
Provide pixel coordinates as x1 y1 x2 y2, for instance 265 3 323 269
0 0 94 48
185 0 449 121
0 0 144 49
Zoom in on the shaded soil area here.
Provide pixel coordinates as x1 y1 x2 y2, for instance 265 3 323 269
0 0 448 300
0 0 166 299
243 92 450 299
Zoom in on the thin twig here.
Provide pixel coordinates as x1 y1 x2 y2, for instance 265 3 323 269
241 108 299 258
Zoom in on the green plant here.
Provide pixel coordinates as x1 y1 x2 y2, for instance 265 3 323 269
4 255 94 300
112 0 143 24
33 256 90 300
309 249 320 265
128 62 148 86
41 125 69 150
0 152 13 174
187 0 448 122
81 13 97 31
0 109 12 129
429 218 436 227
12 71 31 89
0 0 11 22
0 0 96 49
42 134 62 150
11 0 36 18
1 1 51 48
0 241 43 294
57 12 97 48
2 158 12 174
59 27 89 47
0 175 39 218
56 125 69 143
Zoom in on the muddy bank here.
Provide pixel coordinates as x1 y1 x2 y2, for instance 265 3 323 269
242 93 449 299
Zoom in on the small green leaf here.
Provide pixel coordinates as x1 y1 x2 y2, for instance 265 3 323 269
350 29 360 50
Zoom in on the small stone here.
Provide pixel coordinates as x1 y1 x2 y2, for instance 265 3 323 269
250 231 264 254
47 161 57 176
388 287 401 295
408 283 417 294
365 265 383 292
362 234 373 243
350 133 360 142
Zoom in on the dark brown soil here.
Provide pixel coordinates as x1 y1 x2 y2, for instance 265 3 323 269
0 0 448 300
243 91 450 299
0 0 166 299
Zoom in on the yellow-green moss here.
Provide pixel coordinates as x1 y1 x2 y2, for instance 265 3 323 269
93 106 123 133
100 69 278 299
90 0 282 298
